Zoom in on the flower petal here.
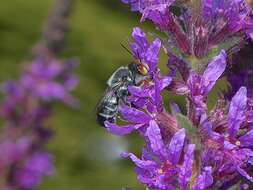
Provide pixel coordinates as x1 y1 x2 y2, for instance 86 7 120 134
145 38 161 72
203 50 227 93
170 102 181 116
128 86 148 98
160 76 172 90
192 167 213 190
145 120 167 158
237 166 253 183
131 27 149 59
179 144 195 190
228 87 247 137
167 128 186 165
104 122 143 136
121 152 157 170
119 105 151 124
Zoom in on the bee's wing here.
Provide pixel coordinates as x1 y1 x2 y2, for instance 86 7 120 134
94 67 130 117
94 87 115 113
107 66 130 87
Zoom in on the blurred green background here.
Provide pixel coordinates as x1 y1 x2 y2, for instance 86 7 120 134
0 0 155 189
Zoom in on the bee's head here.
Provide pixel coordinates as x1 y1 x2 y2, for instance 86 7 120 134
137 62 149 76
132 59 149 76
128 59 150 77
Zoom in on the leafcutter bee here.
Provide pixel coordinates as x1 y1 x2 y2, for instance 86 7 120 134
96 47 150 127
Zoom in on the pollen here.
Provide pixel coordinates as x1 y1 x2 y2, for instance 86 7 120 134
157 169 163 174
235 141 241 146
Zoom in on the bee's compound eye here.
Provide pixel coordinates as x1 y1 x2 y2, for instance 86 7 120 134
138 63 149 75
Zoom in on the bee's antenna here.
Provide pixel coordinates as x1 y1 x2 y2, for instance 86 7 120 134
120 43 133 56
125 38 142 64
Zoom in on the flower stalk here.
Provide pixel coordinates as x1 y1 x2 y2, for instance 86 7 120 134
101 0 253 189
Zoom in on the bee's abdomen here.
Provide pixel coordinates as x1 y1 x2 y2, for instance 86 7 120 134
96 96 118 127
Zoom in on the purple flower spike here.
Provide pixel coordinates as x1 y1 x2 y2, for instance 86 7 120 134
100 1 253 188
228 87 247 137
131 27 161 73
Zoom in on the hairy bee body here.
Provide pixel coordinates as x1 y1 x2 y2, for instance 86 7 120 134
96 62 148 127
96 90 119 126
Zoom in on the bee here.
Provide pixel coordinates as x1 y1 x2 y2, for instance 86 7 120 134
96 49 150 127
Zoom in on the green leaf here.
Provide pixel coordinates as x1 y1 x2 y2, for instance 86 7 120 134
176 114 202 150
176 114 196 135
227 185 238 190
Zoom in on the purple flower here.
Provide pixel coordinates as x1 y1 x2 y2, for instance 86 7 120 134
0 56 78 189
202 87 253 186
122 0 175 22
131 27 161 73
179 144 195 190
122 121 213 189
123 0 253 57
20 58 78 106
99 1 253 189
0 137 31 169
187 50 227 124
14 152 54 189
121 121 186 190
227 87 247 137
192 167 213 190
203 0 253 42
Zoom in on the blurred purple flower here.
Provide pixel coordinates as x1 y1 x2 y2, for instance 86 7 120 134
0 56 78 189
14 152 54 190
0 137 31 170
20 58 79 106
